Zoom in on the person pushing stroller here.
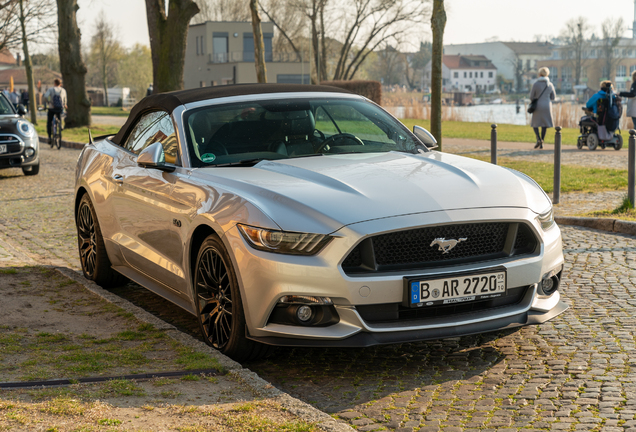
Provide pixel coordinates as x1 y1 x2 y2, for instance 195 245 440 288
577 81 623 151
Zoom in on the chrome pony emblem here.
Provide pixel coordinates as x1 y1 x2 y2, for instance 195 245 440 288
430 237 467 254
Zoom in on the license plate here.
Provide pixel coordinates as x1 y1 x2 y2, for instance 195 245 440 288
0 144 6 154
404 268 507 308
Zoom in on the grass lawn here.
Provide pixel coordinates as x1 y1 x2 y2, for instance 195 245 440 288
35 124 120 144
467 156 628 194
399 119 581 146
91 106 131 117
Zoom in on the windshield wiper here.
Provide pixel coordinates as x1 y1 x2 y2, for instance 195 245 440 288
209 158 267 167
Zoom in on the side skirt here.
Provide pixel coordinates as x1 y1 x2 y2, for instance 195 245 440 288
112 265 196 316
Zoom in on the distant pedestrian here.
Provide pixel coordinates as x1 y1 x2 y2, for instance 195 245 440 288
20 89 29 111
8 89 19 109
619 70 636 129
146 84 153 97
529 67 556 149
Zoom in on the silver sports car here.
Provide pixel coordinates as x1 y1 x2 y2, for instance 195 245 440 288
74 84 567 361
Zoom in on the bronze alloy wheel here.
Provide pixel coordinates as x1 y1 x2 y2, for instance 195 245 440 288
195 244 234 349
75 194 128 288
77 199 97 278
194 235 271 361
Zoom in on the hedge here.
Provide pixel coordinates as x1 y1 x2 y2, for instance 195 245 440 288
320 80 382 105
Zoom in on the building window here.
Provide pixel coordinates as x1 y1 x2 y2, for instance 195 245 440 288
630 65 636 75
464 71 467 78
488 71 493 78
243 33 273 62
549 66 557 78
480 71 483 78
591 49 596 58
617 81 626 90
213 33 228 63
453 71 458 78
602 66 609 78
617 65 627 77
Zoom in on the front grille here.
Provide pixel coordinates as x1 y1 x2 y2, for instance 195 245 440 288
356 286 529 324
0 134 23 155
342 222 538 275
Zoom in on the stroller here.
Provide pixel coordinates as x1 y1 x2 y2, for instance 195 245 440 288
577 97 623 151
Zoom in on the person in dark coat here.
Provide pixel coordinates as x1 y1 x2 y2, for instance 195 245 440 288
529 67 556 149
20 89 29 112
619 71 636 128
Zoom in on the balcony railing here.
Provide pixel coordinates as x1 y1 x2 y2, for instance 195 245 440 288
209 51 304 64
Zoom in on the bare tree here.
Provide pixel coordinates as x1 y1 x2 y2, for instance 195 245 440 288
57 0 90 127
329 0 428 81
560 17 592 85
145 0 199 93
90 11 121 106
430 0 445 150
291 0 327 83
0 1 20 53
600 17 626 81
17 0 55 124
259 1 303 60
249 0 267 83
193 0 249 23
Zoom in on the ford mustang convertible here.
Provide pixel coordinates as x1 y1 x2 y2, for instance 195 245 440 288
74 84 567 361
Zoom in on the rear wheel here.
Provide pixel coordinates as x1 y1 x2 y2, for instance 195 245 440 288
615 134 623 150
576 137 584 149
587 133 598 151
194 235 271 361
76 194 128 287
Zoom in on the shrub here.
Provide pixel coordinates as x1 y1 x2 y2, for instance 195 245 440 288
320 80 382 105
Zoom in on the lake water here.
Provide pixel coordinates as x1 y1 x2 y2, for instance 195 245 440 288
386 104 529 126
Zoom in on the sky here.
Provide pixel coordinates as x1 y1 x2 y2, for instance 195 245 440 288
63 0 636 53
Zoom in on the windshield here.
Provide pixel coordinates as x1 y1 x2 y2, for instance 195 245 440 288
0 94 15 115
184 97 424 167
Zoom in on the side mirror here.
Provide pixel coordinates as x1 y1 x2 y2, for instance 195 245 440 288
413 125 438 149
16 104 26 116
137 142 175 172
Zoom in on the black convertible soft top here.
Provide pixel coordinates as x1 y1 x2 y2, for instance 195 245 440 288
111 83 353 145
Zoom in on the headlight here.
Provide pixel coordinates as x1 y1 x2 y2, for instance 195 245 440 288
237 224 332 255
537 207 555 230
16 120 34 138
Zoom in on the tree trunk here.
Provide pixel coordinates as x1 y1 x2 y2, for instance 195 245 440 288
249 0 267 83
430 0 446 150
319 0 327 81
145 0 199 93
56 0 91 127
18 0 36 124
310 4 320 84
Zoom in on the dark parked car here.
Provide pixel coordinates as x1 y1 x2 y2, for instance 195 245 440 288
0 93 39 176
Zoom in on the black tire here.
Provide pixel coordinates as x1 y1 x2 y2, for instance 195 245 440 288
587 133 598 151
22 163 39 176
54 135 61 150
194 235 272 362
615 134 623 150
576 137 584 149
76 194 128 288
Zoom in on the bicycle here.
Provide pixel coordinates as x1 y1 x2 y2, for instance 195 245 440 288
50 112 63 150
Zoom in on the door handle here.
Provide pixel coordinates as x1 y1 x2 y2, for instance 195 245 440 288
112 174 124 184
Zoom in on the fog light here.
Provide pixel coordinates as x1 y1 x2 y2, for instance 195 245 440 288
542 277 554 292
296 305 312 322
25 148 34 157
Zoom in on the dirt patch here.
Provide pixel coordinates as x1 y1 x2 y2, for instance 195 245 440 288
0 266 318 431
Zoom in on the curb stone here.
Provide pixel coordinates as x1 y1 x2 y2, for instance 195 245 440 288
54 267 353 432
556 216 636 236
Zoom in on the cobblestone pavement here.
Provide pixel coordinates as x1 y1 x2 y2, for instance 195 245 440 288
3 140 636 431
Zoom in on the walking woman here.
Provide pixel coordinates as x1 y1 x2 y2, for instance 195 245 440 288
529 67 556 149
619 70 636 128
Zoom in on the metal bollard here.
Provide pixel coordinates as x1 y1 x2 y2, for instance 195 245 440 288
554 126 562 205
490 124 497 165
629 130 636 208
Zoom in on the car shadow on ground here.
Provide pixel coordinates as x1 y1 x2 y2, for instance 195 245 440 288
108 281 513 414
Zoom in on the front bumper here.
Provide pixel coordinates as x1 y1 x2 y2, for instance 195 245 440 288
0 134 39 169
224 207 566 347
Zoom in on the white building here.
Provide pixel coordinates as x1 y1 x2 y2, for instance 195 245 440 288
444 42 553 92
423 55 497 93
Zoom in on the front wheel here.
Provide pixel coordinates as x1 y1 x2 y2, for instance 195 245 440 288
194 235 271 361
615 134 623 150
22 163 39 176
587 133 598 151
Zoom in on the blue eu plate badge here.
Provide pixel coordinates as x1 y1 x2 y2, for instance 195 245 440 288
411 281 419 303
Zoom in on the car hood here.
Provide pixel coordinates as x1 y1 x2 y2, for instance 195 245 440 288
191 151 551 234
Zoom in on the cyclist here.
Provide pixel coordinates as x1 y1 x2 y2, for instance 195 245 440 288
44 79 67 144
